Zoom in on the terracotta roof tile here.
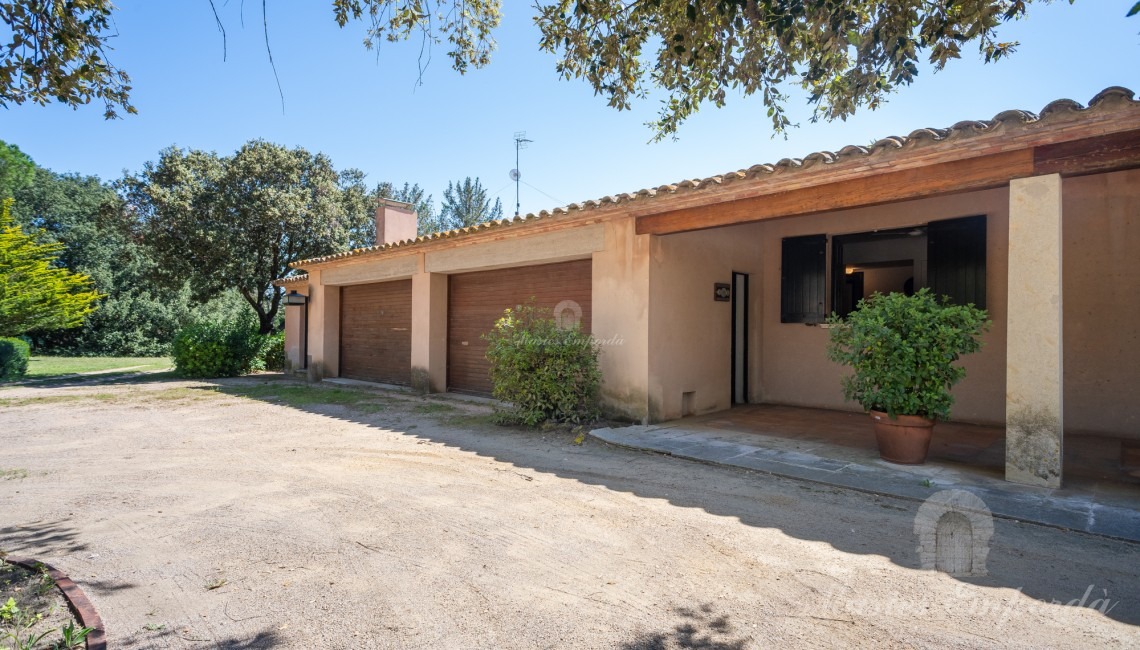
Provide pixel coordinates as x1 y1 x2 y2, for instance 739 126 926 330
275 273 309 287
292 87 1138 269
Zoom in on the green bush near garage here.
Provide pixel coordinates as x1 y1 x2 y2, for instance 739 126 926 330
484 302 601 427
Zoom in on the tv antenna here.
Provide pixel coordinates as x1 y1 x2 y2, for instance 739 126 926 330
512 131 532 217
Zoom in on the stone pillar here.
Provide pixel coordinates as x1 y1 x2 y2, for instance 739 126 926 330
411 255 448 393
305 269 341 381
1006 174 1063 487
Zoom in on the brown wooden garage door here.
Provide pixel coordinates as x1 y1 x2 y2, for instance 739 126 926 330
339 280 412 385
448 259 592 394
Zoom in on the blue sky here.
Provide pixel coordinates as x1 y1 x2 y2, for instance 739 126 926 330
4 1 1138 216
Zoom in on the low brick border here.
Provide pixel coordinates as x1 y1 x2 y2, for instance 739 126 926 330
4 557 106 650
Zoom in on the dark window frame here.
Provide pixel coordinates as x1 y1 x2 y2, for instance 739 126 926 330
779 215 988 324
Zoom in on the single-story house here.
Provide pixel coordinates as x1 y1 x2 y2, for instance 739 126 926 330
278 87 1140 489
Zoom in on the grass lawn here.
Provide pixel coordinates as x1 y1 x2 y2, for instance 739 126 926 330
25 356 172 378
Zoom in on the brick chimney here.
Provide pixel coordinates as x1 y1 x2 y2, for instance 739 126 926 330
375 198 418 245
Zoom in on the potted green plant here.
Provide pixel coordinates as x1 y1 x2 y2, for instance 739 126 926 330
826 289 990 464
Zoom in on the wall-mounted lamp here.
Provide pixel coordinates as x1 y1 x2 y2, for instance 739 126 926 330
285 290 308 306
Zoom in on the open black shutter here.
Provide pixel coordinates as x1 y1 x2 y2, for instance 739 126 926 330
781 234 827 323
927 215 987 309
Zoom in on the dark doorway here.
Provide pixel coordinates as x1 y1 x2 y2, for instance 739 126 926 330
731 272 749 405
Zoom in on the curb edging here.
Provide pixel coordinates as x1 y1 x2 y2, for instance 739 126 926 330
4 557 106 650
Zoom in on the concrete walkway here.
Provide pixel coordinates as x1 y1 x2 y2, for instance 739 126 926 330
590 418 1140 543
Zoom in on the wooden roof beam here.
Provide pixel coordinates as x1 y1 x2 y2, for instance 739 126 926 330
636 129 1140 236
635 149 1035 236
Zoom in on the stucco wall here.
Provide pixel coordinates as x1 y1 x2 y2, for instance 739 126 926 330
321 253 418 286
755 188 1011 425
647 223 765 421
592 218 652 422
1062 168 1140 439
305 269 341 380
425 225 604 274
410 256 448 393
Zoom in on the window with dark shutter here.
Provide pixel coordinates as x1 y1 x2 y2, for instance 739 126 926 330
781 234 827 323
927 215 987 309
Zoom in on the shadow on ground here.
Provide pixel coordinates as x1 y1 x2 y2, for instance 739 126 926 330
123 626 284 649
213 631 283 649
3 370 179 389
621 604 750 649
0 520 90 556
82 577 141 595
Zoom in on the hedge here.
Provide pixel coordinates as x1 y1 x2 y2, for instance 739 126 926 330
0 337 30 381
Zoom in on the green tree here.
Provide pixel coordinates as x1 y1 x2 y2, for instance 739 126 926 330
12 166 224 355
342 168 378 249
123 140 374 334
0 198 100 337
0 140 34 199
435 176 502 233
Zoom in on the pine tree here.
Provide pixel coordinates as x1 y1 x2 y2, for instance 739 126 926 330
436 177 503 233
0 199 100 337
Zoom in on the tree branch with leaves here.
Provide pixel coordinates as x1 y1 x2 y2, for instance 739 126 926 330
5 0 1136 139
0 0 135 118
536 0 1090 139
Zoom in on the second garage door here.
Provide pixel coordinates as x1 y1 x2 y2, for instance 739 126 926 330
448 259 592 394
339 280 412 385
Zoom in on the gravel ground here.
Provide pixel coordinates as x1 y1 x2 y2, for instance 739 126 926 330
1 376 1138 649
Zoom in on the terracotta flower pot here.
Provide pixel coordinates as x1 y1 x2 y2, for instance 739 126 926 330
869 410 935 465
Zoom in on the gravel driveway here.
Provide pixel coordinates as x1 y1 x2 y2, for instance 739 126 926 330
1 376 1138 648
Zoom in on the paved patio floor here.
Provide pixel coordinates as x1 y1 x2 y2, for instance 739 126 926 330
591 404 1140 542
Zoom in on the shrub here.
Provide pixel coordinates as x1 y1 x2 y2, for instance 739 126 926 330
825 288 990 421
172 314 270 378
262 332 286 371
483 303 602 426
0 337 30 381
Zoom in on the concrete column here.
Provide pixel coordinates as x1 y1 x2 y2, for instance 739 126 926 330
304 269 341 381
1006 174 1063 487
592 217 652 423
411 255 448 392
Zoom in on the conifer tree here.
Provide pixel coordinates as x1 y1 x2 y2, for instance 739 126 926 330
0 199 100 337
